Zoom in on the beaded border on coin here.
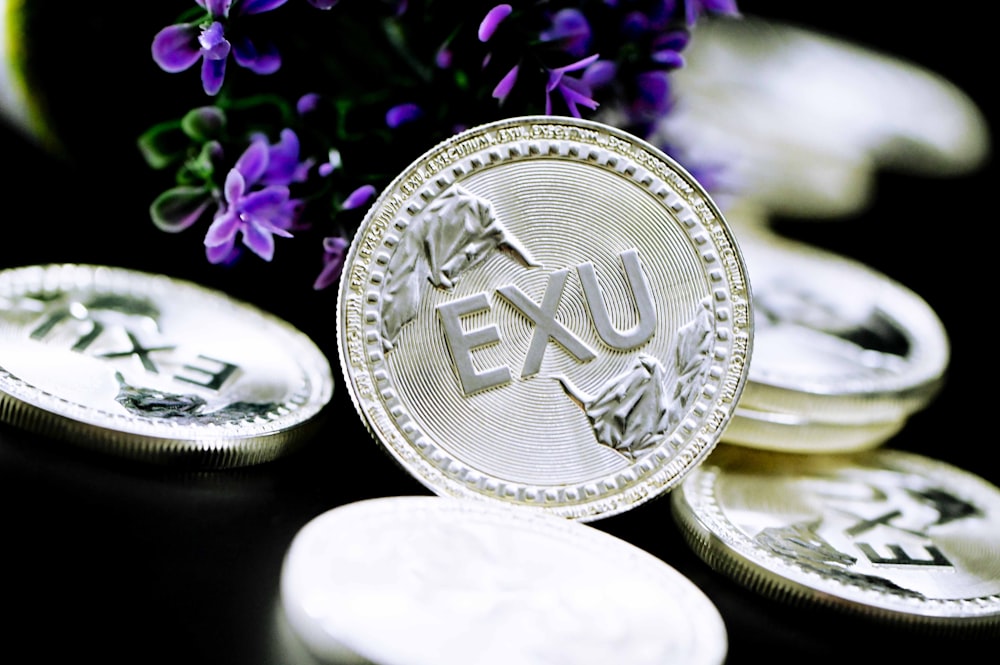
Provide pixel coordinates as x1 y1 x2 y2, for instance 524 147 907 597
337 115 753 521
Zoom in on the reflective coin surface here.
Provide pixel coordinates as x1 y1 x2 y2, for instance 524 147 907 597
656 15 989 219
280 495 728 665
734 222 947 425
0 263 334 468
337 115 753 521
672 444 1000 634
724 406 906 453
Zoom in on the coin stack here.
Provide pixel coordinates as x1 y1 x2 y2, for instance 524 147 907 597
718 209 949 454
655 15 1000 637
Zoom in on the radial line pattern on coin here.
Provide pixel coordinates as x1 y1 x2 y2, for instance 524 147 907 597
338 117 752 520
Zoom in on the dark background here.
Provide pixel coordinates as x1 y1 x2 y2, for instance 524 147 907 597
0 2 994 663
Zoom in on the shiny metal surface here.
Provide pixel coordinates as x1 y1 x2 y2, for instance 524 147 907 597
0 263 334 468
734 221 948 425
337 116 753 521
672 444 1000 635
281 496 728 665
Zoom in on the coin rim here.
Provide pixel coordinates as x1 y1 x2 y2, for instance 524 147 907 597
336 115 753 521
0 263 334 468
671 445 1000 635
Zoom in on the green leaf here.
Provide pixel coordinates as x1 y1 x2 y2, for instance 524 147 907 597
150 186 215 233
137 120 189 170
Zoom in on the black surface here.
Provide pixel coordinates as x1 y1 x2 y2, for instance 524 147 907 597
1 3 995 663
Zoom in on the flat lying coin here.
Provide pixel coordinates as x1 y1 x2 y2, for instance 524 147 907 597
655 14 990 219
733 222 947 426
0 264 333 468
280 496 728 665
672 444 1000 635
723 406 906 453
337 115 753 521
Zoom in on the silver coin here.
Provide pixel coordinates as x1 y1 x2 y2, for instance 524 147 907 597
655 14 989 219
0 263 334 467
732 222 948 425
280 495 728 665
672 444 1000 634
724 406 906 453
336 116 753 521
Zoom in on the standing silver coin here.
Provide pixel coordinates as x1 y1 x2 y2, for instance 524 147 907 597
672 444 1000 634
280 495 728 665
337 116 753 521
0 263 334 468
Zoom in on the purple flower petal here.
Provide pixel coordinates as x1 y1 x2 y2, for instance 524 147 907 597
151 25 202 73
553 53 600 74
559 77 599 117
307 0 339 8
261 129 304 185
540 9 591 57
492 64 519 102
241 186 290 218
201 55 228 95
651 50 684 68
205 210 241 247
634 70 673 116
318 149 341 177
238 0 289 15
435 44 453 69
242 222 277 261
313 236 349 290
479 4 512 42
582 59 616 88
198 22 230 60
342 184 376 210
234 137 270 184
223 169 247 206
203 0 233 19
232 35 282 74
296 93 321 115
206 241 239 265
386 103 422 128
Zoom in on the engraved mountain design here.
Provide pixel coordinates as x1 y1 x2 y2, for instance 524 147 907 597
380 185 537 350
755 520 925 599
561 297 714 460
113 372 279 424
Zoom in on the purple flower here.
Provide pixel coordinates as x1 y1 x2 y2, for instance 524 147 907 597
545 53 601 116
296 92 321 115
313 236 349 290
204 169 295 262
540 9 591 57
479 4 513 42
651 29 689 68
386 103 423 128
582 59 617 89
492 64 520 103
318 149 342 177
307 0 338 8
632 70 673 119
203 129 309 262
152 0 288 96
342 184 377 210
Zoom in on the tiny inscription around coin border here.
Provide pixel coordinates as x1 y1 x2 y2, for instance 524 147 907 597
339 117 752 519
